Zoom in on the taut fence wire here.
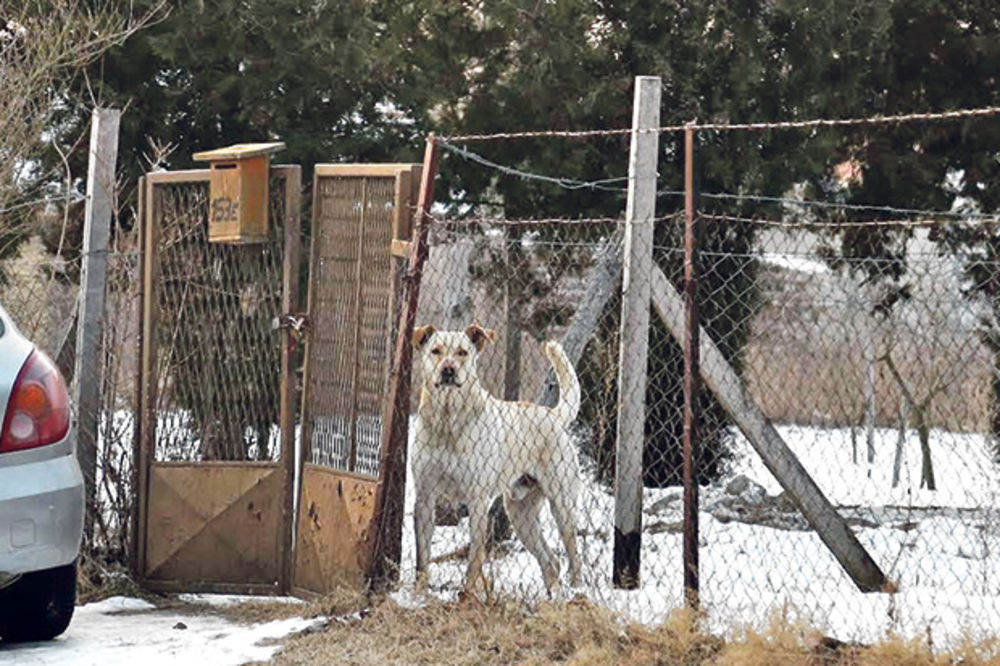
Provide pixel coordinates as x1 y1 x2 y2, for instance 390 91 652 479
440 105 1000 142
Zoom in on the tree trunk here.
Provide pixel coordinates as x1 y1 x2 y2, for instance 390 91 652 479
851 416 859 465
490 231 524 546
864 332 877 469
892 399 907 488
916 405 935 491
992 354 1000 461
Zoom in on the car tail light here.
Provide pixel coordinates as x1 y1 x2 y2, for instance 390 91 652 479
0 350 70 453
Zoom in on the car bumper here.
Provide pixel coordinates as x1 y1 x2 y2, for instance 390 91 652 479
0 445 84 577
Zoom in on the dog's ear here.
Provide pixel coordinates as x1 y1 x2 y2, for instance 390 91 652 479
464 324 496 351
413 324 436 350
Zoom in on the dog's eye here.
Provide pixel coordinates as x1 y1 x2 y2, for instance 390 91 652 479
457 349 469 357
431 347 442 356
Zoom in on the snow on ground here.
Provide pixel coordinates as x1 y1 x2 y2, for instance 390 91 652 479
0 596 322 666
393 421 1000 648
176 593 305 608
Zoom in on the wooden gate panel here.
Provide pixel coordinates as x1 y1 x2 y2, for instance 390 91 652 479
294 164 417 595
145 465 284 587
136 166 301 595
293 467 376 594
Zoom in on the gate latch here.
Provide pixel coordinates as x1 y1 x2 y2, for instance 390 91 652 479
272 313 310 339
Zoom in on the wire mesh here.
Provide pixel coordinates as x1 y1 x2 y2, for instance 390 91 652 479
392 126 1000 649
151 174 288 463
303 174 397 476
691 210 1000 643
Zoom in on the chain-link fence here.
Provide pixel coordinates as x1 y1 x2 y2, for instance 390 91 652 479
0 214 141 562
390 117 1000 648
7 106 1000 647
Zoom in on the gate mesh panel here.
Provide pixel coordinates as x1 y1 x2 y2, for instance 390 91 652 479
304 175 397 476
152 173 287 462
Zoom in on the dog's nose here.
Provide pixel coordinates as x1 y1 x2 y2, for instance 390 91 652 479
440 366 457 384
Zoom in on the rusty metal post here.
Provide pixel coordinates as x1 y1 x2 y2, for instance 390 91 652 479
130 176 147 579
682 124 701 608
278 166 302 594
367 135 441 589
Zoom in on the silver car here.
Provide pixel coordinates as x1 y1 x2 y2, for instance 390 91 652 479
0 304 84 642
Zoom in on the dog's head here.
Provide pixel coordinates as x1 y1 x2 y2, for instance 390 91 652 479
413 323 495 390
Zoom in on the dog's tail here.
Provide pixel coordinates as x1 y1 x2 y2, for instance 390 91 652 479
543 341 580 426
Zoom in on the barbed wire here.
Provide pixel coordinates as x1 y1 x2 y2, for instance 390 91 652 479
439 106 1000 142
439 137 1000 223
438 139 629 193
696 192 1000 222
423 210 1000 231
653 244 982 264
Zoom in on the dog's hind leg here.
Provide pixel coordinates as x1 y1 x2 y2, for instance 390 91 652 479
544 471 581 588
504 487 559 593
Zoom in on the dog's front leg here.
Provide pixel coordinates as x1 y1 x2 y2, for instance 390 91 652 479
414 483 436 591
462 499 490 599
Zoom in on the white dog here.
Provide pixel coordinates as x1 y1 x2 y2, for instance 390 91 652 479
411 323 582 596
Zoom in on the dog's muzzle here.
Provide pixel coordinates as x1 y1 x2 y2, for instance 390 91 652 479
438 366 459 386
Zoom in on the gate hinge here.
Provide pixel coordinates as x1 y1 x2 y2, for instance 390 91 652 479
272 313 310 338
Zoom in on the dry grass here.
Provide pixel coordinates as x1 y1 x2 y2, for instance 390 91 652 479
266 595 1000 666
76 558 149 605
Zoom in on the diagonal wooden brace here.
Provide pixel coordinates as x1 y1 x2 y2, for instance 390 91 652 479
649 264 891 593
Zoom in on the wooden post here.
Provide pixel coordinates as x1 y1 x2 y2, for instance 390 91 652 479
649 264 889 592
74 107 121 541
278 166 302 594
682 125 700 608
129 176 146 578
135 175 159 582
367 136 441 589
613 76 661 589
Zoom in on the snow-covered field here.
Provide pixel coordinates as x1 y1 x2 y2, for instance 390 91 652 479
394 422 1000 647
0 596 322 665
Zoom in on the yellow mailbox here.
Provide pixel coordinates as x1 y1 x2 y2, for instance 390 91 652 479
193 142 286 243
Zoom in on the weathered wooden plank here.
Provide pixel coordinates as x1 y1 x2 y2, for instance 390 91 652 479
75 108 120 539
613 76 661 589
649 264 889 593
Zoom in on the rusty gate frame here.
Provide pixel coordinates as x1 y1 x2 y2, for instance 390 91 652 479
131 157 438 596
132 166 301 595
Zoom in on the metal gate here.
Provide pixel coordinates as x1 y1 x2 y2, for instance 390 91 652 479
291 164 419 595
134 166 301 594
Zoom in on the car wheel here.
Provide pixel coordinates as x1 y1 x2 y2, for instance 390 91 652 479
0 562 76 642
